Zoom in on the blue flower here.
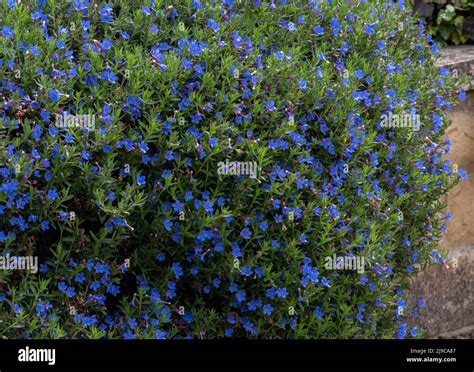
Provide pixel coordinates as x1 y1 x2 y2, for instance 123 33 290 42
100 69 118 83
321 277 331 288
330 17 342 36
276 287 288 298
208 138 218 148
101 39 112 50
225 328 233 337
207 19 220 32
138 141 149 154
320 138 335 155
156 253 166 261
299 234 308 244
240 228 252 239
259 221 268 231
36 303 47 316
298 79 307 90
364 24 376 35
397 323 407 339
95 264 110 275
6 0 16 9
171 262 184 280
265 100 276 111
417 298 425 308
49 89 60 102
13 303 22 314
286 22 297 32
82 315 97 327
222 0 234 8
74 273 86 283
164 219 173 231
263 304 273 315
236 290 246 303
58 281 76 297
47 188 58 201
328 205 339 219
313 25 324 36
355 69 365 79
314 306 324 320
40 220 50 231
128 318 138 329
212 278 221 288
458 169 468 180
136 174 146 186
188 41 206 57
2 27 14 39
99 4 113 23
90 281 100 291
179 97 190 111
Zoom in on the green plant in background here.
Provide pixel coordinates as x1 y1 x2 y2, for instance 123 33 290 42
412 0 474 45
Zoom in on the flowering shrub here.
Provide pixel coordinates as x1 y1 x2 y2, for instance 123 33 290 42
0 0 468 339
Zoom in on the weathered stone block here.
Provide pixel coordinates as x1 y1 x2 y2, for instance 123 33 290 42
408 47 474 338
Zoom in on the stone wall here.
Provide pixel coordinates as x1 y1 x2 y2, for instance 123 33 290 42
407 46 474 338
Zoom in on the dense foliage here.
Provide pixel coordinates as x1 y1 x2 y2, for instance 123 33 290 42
0 0 467 339
412 0 474 45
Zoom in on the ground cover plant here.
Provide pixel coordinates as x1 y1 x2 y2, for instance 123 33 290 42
0 0 468 339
